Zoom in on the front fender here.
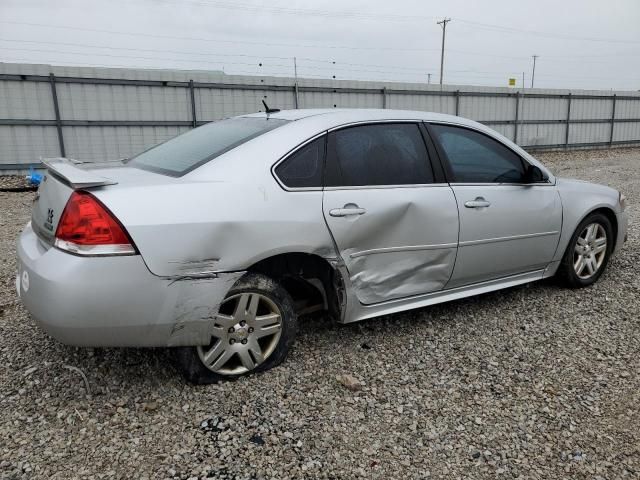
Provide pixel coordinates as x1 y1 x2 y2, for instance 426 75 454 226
553 178 623 262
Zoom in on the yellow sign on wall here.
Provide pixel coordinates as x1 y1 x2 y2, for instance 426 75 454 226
508 78 517 87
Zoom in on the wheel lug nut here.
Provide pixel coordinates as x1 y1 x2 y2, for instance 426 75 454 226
241 339 248 345
228 327 235 333
240 320 246 327
248 327 254 333
229 339 236 345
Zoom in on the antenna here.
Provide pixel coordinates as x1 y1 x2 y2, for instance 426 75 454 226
262 99 281 115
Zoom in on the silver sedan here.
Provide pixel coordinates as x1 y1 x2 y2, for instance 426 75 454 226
16 109 628 383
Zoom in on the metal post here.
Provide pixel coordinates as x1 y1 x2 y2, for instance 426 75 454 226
564 93 572 148
382 87 387 109
514 91 520 144
189 80 197 128
531 55 538 89
455 90 460 116
609 94 617 145
293 57 299 109
49 73 65 157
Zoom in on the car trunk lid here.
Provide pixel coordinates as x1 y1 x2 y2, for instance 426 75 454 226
31 158 124 245
31 157 182 248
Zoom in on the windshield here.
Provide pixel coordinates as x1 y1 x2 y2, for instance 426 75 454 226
128 117 288 176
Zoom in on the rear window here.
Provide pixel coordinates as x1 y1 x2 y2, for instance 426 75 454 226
128 117 288 176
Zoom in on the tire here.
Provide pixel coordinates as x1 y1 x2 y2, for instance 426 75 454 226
557 212 614 288
175 273 297 384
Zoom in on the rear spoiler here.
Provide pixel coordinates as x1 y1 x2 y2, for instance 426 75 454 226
42 157 118 189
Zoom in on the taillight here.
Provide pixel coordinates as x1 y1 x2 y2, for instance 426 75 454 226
54 191 137 256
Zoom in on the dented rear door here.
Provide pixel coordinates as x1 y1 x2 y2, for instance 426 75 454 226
322 122 459 305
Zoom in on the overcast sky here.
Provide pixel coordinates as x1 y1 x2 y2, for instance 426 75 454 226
1 0 639 90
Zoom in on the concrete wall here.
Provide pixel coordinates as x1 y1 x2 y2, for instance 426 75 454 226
1 61 640 172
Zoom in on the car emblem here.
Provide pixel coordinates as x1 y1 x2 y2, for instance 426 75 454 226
21 270 30 293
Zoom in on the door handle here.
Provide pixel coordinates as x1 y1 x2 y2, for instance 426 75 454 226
329 204 367 217
464 197 491 208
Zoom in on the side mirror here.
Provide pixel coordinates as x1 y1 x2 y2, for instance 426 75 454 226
524 164 548 183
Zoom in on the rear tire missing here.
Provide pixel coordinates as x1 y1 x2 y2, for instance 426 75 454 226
175 273 297 384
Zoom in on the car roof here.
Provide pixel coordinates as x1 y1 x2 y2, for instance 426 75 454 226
241 108 475 126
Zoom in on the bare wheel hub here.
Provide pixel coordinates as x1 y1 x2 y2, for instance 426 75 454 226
197 292 283 375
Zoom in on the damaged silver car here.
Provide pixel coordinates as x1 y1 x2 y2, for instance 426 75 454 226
16 109 628 383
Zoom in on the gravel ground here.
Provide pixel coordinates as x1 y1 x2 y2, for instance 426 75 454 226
1 147 639 480
0 175 35 192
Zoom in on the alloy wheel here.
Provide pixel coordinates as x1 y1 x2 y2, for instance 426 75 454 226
197 292 283 375
573 223 607 280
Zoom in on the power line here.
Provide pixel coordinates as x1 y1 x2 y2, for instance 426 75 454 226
2 46 631 83
0 46 293 70
0 20 442 53
0 45 443 78
150 0 440 23
0 38 438 73
454 18 640 45
103 0 640 45
5 55 639 89
116 0 640 45
3 19 638 70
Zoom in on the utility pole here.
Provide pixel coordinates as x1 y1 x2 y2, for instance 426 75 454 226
437 18 451 85
531 55 539 89
293 57 299 109
427 73 432 84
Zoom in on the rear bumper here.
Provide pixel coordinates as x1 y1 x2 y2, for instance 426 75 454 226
16 222 243 347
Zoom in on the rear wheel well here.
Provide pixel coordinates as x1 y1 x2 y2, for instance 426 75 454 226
247 253 344 320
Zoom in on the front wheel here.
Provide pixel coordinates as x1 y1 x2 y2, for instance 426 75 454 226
176 273 297 384
557 212 613 288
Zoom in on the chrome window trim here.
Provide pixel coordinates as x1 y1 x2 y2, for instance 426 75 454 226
271 131 327 192
449 181 554 187
324 183 450 191
327 118 425 132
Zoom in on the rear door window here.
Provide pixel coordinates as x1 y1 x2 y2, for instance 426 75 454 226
325 123 434 187
128 117 288 176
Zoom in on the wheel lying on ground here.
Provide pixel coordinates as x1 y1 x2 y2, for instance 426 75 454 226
176 273 297 384
557 212 613 288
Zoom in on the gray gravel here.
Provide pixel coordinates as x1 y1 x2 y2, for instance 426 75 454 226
0 175 34 192
1 147 639 480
